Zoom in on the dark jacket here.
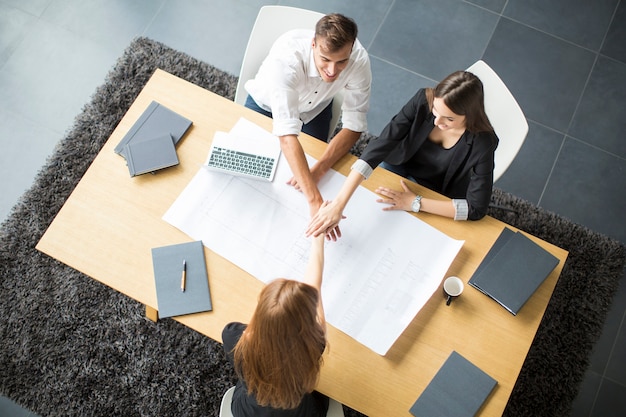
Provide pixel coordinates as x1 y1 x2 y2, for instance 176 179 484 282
360 89 498 220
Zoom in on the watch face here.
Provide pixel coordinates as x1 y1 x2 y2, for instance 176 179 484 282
412 199 420 212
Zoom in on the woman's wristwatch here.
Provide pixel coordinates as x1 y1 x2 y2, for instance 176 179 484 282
411 195 422 213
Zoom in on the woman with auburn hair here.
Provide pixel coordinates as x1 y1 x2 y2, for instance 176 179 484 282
222 233 328 416
307 70 498 240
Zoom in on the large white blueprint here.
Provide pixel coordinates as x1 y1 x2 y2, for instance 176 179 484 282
163 118 464 355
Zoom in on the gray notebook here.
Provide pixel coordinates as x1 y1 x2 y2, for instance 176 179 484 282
124 133 179 177
115 100 192 158
410 351 497 417
151 241 212 319
469 227 560 315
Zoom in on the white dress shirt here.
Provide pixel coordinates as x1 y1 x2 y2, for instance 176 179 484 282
245 29 371 138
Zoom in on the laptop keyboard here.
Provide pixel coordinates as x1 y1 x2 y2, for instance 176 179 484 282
206 146 275 180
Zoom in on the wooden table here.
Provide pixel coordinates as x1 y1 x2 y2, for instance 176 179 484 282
36 69 568 417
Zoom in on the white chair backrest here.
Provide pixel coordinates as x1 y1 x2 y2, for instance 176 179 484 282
235 6 324 105
327 397 346 416
219 386 235 417
466 60 528 182
219 386 345 417
236 6 343 138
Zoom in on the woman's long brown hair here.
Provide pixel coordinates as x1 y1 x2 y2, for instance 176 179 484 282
426 70 494 133
233 279 326 409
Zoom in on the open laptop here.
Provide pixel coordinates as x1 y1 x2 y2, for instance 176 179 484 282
203 130 281 182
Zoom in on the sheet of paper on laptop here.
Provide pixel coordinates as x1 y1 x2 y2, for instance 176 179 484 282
163 117 464 355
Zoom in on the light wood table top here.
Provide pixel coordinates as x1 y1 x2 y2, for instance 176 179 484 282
37 69 568 417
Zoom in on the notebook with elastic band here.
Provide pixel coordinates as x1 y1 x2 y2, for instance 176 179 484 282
115 101 192 158
123 133 179 177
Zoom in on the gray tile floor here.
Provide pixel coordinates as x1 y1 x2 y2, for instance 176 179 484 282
0 0 624 416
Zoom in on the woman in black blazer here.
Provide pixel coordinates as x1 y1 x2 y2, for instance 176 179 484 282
307 70 498 239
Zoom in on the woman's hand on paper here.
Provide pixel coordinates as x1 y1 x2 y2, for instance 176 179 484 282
375 180 416 211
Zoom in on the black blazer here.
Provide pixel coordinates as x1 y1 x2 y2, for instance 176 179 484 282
361 89 498 220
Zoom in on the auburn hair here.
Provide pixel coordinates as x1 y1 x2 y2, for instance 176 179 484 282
233 279 326 409
315 13 358 52
426 70 494 134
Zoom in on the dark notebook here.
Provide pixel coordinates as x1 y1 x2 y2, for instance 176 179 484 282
114 100 192 158
151 241 212 319
410 351 497 417
124 133 179 177
469 227 560 315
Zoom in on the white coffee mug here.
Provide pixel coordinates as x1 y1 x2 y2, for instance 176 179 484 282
443 276 464 306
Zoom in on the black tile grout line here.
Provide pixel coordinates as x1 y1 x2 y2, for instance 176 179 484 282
519 115 626 164
367 54 440 83
495 13 620 56
563 1 622 142
363 0 396 51
535 134 566 210
561 135 626 162
140 1 168 39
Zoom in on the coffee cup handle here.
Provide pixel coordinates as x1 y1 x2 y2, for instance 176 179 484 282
446 295 452 306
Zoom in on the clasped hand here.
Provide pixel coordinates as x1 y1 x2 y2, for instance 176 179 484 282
306 200 344 241
307 179 417 240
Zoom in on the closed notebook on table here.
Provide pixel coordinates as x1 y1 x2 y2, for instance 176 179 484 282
115 100 192 158
469 227 560 315
410 351 497 417
151 241 212 319
124 133 179 177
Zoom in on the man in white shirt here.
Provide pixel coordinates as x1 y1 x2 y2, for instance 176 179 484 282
244 13 371 239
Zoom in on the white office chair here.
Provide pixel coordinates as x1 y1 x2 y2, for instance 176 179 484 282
219 387 235 417
466 60 529 183
235 5 344 139
219 386 345 417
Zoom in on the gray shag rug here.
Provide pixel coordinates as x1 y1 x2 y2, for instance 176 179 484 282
1 37 624 417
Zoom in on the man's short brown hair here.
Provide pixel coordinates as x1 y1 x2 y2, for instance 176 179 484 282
315 13 358 52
